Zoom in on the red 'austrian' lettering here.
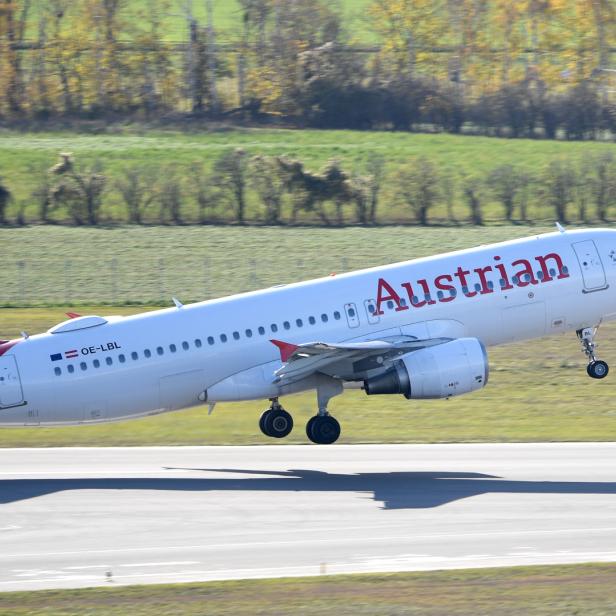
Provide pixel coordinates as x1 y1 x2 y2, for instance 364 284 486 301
373 252 569 316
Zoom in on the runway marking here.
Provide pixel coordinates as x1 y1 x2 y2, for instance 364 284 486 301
119 561 200 568
0 525 20 531
3 525 616 560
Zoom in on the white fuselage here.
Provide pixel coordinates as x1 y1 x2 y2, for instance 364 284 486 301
1 228 616 426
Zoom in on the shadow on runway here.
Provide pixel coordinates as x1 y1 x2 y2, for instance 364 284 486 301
3 469 616 509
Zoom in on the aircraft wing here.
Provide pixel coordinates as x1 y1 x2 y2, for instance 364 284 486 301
271 336 451 384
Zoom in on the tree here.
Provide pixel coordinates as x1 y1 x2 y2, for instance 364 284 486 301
0 176 12 224
250 155 284 224
116 166 157 224
48 154 107 225
463 178 483 225
542 160 576 224
213 149 249 224
189 162 217 224
489 164 525 222
366 154 385 224
589 152 616 221
157 167 182 224
393 157 440 225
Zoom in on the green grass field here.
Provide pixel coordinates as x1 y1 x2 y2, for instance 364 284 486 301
1 129 614 224
2 224 616 447
1 564 616 615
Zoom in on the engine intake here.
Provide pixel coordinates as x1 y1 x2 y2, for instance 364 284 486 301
364 337 488 399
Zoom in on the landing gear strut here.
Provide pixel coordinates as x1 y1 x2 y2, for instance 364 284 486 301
577 327 609 379
259 399 293 438
306 377 343 445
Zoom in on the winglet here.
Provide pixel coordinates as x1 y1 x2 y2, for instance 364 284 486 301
270 339 299 362
66 312 81 319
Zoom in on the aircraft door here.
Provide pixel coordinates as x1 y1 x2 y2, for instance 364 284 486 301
572 240 607 291
344 303 360 328
0 356 24 407
364 299 380 324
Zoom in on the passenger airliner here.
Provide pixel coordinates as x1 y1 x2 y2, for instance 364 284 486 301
0 226 613 443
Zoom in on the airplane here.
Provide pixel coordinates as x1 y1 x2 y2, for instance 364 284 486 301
0 225 614 444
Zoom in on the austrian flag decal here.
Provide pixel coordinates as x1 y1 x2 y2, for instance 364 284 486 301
50 350 79 361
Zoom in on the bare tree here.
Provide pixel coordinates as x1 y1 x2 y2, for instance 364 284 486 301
488 164 524 222
463 178 483 225
542 160 575 224
0 176 12 225
250 155 284 224
441 170 458 225
157 167 182 224
393 157 440 225
48 154 107 225
116 166 157 224
213 149 249 224
590 152 616 222
189 162 217 224
366 154 384 224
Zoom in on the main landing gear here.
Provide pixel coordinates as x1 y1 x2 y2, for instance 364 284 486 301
260 379 344 444
259 400 293 438
577 327 609 379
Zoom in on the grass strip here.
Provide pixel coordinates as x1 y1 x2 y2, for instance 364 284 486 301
1 563 616 615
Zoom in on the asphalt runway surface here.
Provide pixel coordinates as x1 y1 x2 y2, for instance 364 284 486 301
2 443 616 591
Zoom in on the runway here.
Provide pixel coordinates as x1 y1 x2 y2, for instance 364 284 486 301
2 443 616 591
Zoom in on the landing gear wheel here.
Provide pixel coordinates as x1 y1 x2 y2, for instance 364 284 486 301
260 408 293 438
306 415 341 445
587 360 609 379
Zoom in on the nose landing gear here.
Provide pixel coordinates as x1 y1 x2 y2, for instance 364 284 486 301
577 327 609 379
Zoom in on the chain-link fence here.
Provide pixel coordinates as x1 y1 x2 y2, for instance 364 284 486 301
2 255 356 306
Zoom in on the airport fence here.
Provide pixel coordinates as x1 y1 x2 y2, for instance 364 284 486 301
1 256 360 307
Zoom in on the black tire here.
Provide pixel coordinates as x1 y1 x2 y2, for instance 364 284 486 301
587 360 609 379
263 408 293 438
306 415 341 445
259 410 270 436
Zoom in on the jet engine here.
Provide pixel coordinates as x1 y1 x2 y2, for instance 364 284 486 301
364 337 488 399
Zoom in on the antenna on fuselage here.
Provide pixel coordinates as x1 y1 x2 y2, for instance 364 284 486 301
555 222 566 233
172 297 184 309
20 331 29 339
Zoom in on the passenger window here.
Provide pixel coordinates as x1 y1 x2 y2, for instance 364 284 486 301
367 304 375 314
512 276 519 284
271 324 278 333
106 357 113 366
80 362 87 371
283 321 290 330
321 314 328 322
296 319 303 327
131 352 138 361
334 311 341 320
67 364 74 374
169 344 177 353
195 339 202 348
144 349 152 358
119 354 126 363
156 346 164 355
537 271 544 280
182 341 189 350
220 334 228 343
437 291 444 300
348 307 356 317
258 326 265 335
245 329 253 337
387 300 394 309
309 316 316 325
233 331 240 340
207 336 215 345
54 367 61 376
93 359 101 368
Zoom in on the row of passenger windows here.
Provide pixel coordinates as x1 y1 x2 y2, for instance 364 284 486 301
53 310 348 376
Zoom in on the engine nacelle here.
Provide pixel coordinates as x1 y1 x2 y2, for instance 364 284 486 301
364 338 488 399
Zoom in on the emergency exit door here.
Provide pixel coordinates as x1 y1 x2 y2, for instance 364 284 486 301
572 240 607 291
0 356 24 407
